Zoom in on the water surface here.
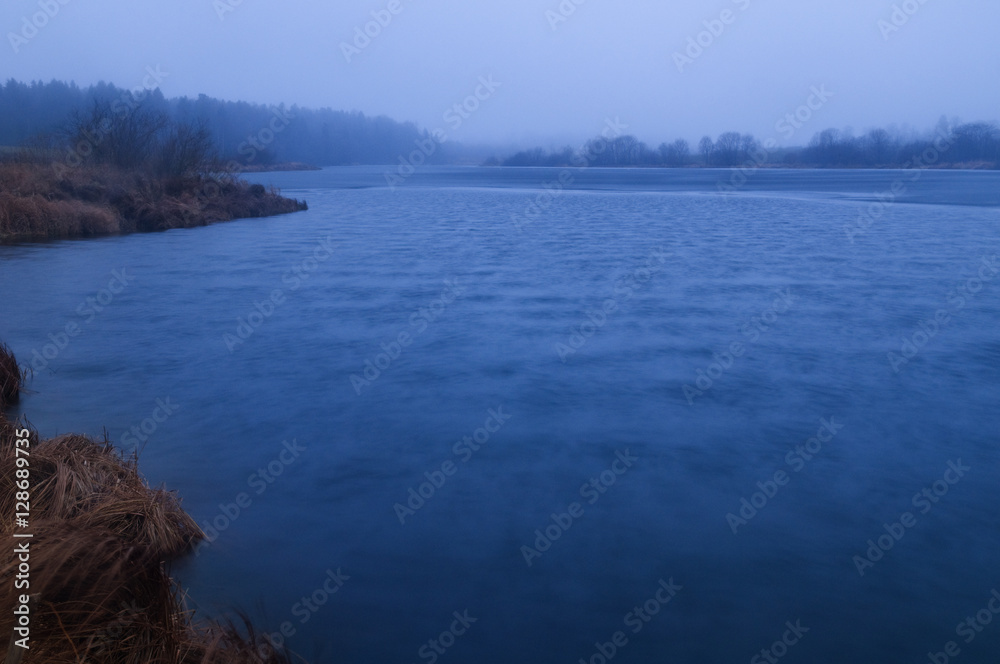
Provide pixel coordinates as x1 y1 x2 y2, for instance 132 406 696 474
2 167 999 664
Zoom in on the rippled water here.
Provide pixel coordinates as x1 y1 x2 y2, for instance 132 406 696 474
2 167 999 663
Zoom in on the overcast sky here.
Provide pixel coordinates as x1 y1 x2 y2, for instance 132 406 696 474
3 0 998 148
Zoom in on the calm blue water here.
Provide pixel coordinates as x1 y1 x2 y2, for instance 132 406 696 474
2 167 999 664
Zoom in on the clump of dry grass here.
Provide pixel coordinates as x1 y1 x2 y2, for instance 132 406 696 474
0 162 307 241
0 412 300 663
0 341 27 409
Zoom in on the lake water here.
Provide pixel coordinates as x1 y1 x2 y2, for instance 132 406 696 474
2 167 999 664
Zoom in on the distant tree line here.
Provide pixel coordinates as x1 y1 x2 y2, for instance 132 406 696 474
495 121 1000 169
4 80 996 171
0 79 450 168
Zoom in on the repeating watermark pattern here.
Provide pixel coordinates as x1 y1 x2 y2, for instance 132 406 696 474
415 610 477 664
844 129 955 244
340 0 413 63
726 417 845 534
119 397 180 449
394 406 512 524
510 117 629 231
774 85 835 142
213 0 245 21
385 76 502 189
887 256 998 374
227 106 294 169
257 568 351 658
223 235 336 352
852 459 970 576
28 268 133 373
194 438 307 555
926 589 1000 664
717 85 833 193
7 0 72 54
350 279 465 394
53 66 170 178
750 620 810 664
878 0 933 40
85 601 146 657
520 449 637 567
576 578 681 664
556 248 672 362
545 0 588 31
682 288 797 404
672 0 753 73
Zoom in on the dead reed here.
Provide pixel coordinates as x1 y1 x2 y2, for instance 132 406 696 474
0 162 307 241
0 342 26 409
0 410 300 663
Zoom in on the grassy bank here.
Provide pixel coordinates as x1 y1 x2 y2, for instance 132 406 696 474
0 342 25 409
0 345 299 662
0 161 307 241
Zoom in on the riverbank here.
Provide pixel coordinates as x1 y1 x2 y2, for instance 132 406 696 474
0 161 308 242
0 345 296 662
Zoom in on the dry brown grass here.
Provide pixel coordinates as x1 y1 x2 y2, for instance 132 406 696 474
0 341 26 409
0 161 307 241
0 411 301 663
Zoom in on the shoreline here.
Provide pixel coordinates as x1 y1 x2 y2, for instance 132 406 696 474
0 343 297 662
0 161 308 243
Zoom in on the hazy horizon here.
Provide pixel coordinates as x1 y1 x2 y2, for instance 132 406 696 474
3 0 998 151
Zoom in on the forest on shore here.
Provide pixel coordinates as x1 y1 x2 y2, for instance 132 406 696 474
0 79 458 170
495 122 1000 170
0 81 309 240
3 79 998 174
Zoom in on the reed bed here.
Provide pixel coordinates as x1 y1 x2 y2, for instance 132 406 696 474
0 162 307 241
0 376 300 663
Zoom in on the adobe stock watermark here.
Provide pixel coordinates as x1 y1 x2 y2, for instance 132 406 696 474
416 610 477 664
53 66 170 178
672 0 753 73
926 588 1000 664
682 288 797 404
576 578 681 664
545 0 588 31
340 0 413 63
878 0 932 40
887 256 998 374
556 248 671 362
120 397 180 449
223 235 335 352
394 406 512 524
844 129 955 244
852 459 969 576
510 117 629 231
521 449 638 567
27 268 133 373
255 568 351 658
350 278 465 394
717 84 833 193
84 601 147 658
213 0 245 21
750 620 810 664
193 438 307 555
225 106 294 170
726 417 845 534
384 75 502 189
7 0 72 54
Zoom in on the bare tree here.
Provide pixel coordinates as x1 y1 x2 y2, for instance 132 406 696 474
659 139 690 167
66 99 169 169
156 120 216 178
862 128 895 166
698 136 714 166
